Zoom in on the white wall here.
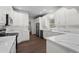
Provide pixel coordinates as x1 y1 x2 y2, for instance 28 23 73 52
30 18 36 34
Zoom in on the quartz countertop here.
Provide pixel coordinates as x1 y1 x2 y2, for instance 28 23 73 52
6 26 28 33
45 33 79 52
47 27 79 34
43 27 79 52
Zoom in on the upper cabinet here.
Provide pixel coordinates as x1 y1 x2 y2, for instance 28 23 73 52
11 11 29 26
39 7 79 30
54 7 79 27
54 8 69 27
0 6 29 26
0 6 12 25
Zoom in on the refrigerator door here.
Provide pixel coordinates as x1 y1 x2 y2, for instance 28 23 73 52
36 23 40 37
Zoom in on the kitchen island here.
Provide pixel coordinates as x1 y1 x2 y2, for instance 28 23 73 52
0 33 18 53
43 29 79 53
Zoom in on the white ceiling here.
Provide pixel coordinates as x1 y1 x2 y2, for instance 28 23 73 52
13 6 61 18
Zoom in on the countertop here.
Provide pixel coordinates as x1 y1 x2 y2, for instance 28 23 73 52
44 28 79 52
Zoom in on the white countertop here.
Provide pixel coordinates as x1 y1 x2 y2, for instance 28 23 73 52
6 26 28 33
43 27 79 52
6 26 28 30
46 33 79 52
49 27 79 34
0 36 16 53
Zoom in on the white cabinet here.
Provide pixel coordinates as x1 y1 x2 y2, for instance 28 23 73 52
10 39 16 53
0 6 12 25
47 40 76 53
0 36 16 53
17 30 29 43
44 30 77 53
54 8 79 27
55 8 68 27
6 26 30 43
11 11 29 26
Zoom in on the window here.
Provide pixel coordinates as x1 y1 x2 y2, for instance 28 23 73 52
49 19 55 28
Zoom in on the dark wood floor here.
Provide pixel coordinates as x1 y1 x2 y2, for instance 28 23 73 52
16 34 46 53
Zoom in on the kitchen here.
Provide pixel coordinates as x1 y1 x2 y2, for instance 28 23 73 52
0 6 79 53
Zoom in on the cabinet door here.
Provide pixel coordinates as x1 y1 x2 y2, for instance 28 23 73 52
12 11 29 26
10 39 16 53
47 40 76 53
17 30 29 43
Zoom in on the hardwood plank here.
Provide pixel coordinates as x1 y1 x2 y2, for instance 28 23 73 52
16 34 46 53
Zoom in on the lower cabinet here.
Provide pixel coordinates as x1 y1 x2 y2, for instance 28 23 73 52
17 30 29 43
10 39 16 53
6 26 30 43
47 40 77 53
0 36 17 53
